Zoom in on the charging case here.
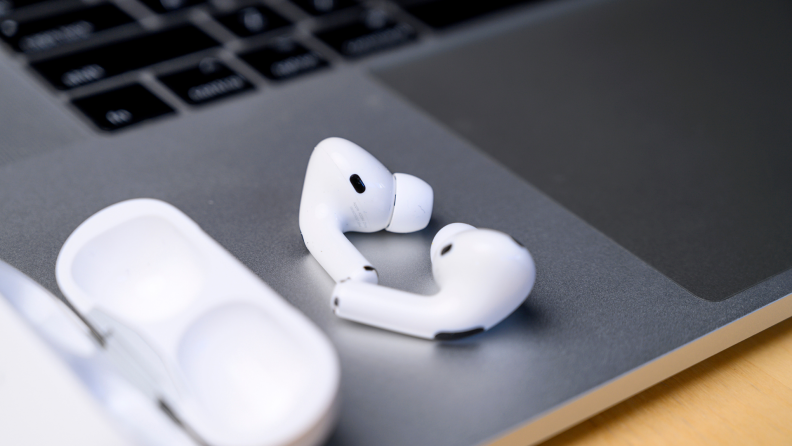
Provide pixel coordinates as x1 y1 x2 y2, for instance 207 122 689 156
0 259 196 446
53 198 339 446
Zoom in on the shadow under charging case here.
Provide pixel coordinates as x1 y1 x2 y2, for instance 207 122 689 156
55 198 340 446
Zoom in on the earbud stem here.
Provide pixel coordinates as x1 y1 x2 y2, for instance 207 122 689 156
332 281 454 340
301 217 378 284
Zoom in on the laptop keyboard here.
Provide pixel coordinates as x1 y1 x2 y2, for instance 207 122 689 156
31 25 219 89
0 0 544 132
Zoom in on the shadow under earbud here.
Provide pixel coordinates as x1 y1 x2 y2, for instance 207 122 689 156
491 300 551 336
432 299 551 350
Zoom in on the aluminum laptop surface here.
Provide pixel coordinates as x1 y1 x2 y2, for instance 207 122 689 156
1 0 791 445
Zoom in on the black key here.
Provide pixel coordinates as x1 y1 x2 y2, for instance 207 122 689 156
0 0 49 15
158 58 254 105
4 0 48 6
315 10 416 58
240 39 328 80
72 84 174 131
395 0 540 29
291 0 357 16
0 4 135 53
215 5 290 38
138 0 206 14
31 25 218 90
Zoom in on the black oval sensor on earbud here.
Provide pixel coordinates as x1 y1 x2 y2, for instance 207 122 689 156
350 174 366 193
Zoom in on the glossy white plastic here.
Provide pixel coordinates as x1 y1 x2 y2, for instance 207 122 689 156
299 137 433 283
0 259 193 446
56 199 340 446
331 223 536 340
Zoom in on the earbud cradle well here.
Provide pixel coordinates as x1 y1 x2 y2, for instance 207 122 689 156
56 199 339 446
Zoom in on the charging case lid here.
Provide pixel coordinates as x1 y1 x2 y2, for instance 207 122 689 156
54 198 340 446
0 260 197 446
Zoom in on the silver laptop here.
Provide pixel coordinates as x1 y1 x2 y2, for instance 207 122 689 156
1 0 791 444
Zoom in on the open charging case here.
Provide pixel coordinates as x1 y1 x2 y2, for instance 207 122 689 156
2 198 339 446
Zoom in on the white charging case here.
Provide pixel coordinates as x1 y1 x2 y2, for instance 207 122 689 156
0 259 195 446
54 198 340 446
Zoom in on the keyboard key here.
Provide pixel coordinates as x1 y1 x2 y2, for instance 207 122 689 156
72 84 174 131
315 10 416 58
31 25 218 90
394 0 540 29
0 0 49 15
215 5 290 38
0 4 136 53
291 0 357 16
158 58 254 105
138 0 207 14
240 38 328 80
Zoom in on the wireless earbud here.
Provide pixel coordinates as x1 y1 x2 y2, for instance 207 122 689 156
331 223 536 340
299 137 433 283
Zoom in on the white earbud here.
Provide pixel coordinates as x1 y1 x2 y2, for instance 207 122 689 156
299 137 434 284
331 223 536 340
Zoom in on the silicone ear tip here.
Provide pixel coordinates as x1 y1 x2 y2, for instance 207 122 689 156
386 173 434 233
430 223 476 259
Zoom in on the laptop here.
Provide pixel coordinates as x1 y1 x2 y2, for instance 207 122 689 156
1 0 791 444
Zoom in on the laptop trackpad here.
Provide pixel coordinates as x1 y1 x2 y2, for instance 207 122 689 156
374 0 792 302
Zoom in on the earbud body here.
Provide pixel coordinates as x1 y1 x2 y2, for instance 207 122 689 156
299 137 433 283
331 223 536 340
